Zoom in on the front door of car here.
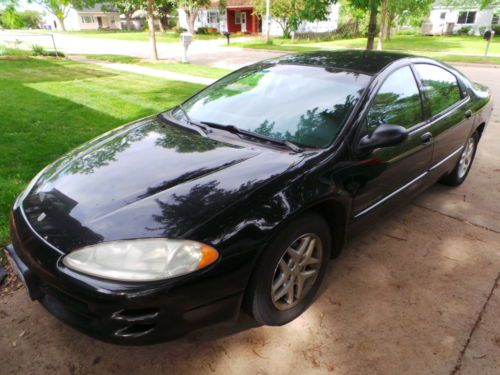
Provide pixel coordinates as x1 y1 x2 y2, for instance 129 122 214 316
412 63 474 172
349 65 433 221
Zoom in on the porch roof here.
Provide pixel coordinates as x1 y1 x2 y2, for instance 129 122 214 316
210 0 254 7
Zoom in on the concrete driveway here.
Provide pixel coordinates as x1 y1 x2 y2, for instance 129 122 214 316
1 65 499 375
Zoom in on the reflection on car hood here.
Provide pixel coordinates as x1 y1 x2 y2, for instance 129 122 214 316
22 117 300 251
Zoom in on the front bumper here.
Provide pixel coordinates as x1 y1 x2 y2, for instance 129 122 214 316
7 208 246 345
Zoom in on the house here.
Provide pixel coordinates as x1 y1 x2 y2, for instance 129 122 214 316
120 10 163 31
422 1 499 35
43 3 121 31
177 0 340 36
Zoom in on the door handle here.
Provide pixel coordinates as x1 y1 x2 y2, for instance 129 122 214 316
421 132 433 145
465 110 472 118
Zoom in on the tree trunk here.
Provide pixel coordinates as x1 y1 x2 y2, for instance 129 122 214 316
386 10 394 40
377 0 387 50
125 15 132 31
159 18 165 33
146 0 158 61
57 16 66 31
366 1 378 50
186 9 198 34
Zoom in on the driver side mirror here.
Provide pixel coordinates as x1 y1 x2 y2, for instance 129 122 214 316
358 124 408 152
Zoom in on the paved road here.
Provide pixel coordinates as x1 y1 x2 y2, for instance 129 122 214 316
1 63 499 375
0 31 285 69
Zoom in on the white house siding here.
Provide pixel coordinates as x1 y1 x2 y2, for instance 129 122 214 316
43 8 121 31
178 8 225 32
426 6 497 35
178 3 339 36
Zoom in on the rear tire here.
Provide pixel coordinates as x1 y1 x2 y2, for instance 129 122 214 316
246 212 331 326
440 132 478 187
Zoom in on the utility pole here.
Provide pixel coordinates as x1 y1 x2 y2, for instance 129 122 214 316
265 0 271 43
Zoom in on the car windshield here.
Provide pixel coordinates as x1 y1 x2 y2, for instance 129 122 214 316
173 63 371 148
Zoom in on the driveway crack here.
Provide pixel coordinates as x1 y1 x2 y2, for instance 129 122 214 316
450 272 500 375
413 204 500 234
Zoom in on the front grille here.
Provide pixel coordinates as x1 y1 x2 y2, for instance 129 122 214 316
111 307 160 338
41 284 97 320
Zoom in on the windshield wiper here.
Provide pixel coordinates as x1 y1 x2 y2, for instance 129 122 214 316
200 121 303 153
177 105 210 134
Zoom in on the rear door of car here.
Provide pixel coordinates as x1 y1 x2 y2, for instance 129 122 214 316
412 63 473 175
350 64 434 221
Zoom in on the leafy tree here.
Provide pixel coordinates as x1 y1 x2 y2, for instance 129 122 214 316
338 0 368 35
385 0 433 41
442 0 499 10
345 0 433 49
31 0 95 31
0 4 22 28
348 0 380 49
253 0 336 39
155 0 175 32
175 0 210 34
19 10 42 27
104 0 142 30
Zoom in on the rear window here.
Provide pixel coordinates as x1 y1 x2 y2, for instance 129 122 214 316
177 64 371 148
414 64 462 116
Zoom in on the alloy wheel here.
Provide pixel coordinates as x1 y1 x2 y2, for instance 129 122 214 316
271 233 323 311
458 137 476 179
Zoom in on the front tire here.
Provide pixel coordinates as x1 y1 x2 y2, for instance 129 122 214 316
440 132 478 187
246 212 331 326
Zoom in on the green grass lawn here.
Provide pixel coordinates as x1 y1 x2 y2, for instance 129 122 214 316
0 58 203 253
311 35 500 54
232 35 500 64
80 54 231 79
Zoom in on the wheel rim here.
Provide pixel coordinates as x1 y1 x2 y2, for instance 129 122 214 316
458 137 476 179
271 233 323 311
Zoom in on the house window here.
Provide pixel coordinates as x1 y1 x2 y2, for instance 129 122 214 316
493 14 499 25
457 11 476 24
235 11 246 25
207 11 218 24
440 12 446 20
81 16 94 23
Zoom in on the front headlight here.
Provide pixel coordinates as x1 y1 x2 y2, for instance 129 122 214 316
62 239 219 281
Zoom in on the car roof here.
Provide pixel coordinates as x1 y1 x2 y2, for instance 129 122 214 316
269 50 417 75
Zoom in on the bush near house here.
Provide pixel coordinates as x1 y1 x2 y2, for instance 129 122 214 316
456 26 473 35
195 27 218 34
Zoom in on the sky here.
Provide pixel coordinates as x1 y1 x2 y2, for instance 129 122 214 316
17 0 47 13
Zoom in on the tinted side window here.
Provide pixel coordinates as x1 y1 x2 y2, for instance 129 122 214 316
414 64 462 116
367 66 422 132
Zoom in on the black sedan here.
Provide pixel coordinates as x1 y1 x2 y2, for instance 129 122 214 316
5 51 492 344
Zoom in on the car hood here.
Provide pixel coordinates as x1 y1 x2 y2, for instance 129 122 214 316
22 116 301 252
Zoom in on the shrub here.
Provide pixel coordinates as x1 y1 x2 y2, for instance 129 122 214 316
31 44 46 56
174 26 187 34
493 25 500 36
335 20 361 39
456 26 472 35
31 44 65 57
196 27 209 34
